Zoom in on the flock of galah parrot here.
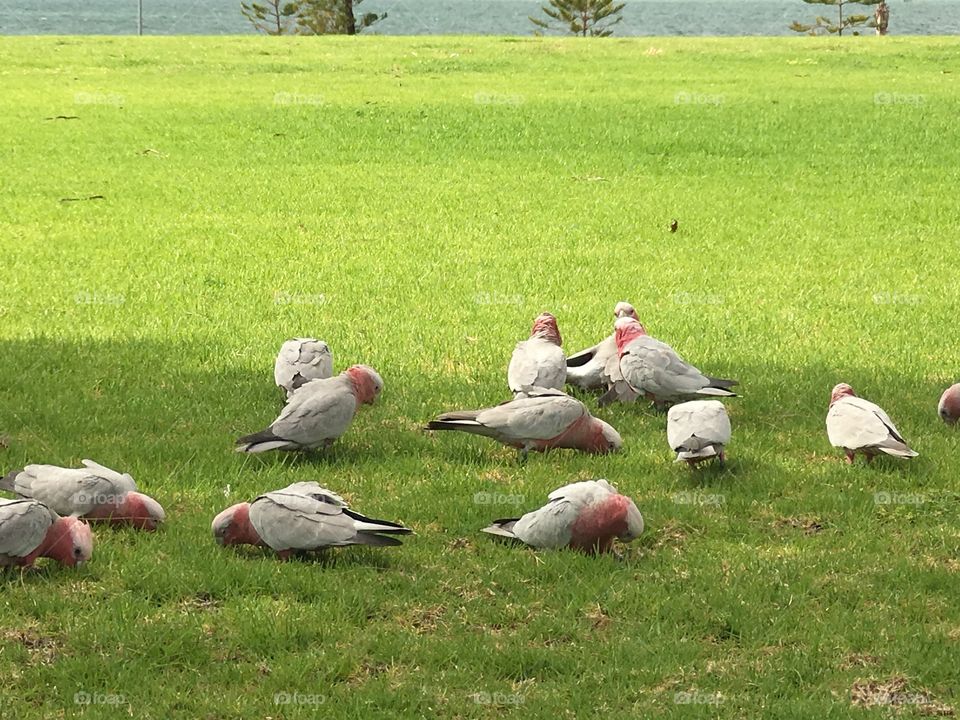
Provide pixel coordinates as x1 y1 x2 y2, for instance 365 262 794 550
2 304 958 569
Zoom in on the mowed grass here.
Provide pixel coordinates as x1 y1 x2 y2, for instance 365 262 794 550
1 34 959 718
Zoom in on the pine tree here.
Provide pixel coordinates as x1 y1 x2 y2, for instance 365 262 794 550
789 0 882 36
241 0 300 35
530 0 626 37
296 0 385 35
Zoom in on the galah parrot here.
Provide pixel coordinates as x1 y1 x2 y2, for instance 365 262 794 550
427 388 622 458
274 338 333 397
212 481 411 559
507 312 566 394
0 498 93 567
236 365 383 453
939 383 960 425
481 479 643 554
826 383 918 463
666 400 731 466
603 317 737 409
565 302 639 393
1 459 165 531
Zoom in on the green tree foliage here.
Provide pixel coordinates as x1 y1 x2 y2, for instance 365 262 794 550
790 0 882 36
240 0 385 35
240 0 300 35
296 0 385 35
530 0 626 37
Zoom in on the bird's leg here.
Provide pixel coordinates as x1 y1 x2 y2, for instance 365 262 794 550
276 550 293 562
717 451 726 468
518 447 529 464
865 453 874 465
844 450 856 465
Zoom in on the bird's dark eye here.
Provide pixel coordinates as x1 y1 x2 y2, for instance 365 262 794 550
74 547 82 557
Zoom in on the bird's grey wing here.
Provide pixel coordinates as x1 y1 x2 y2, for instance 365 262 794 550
19 465 127 516
826 398 891 449
512 498 578 549
667 401 730 450
627 338 703 396
508 339 541 392
79 459 136 489
0 499 54 560
271 382 355 445
274 340 304 389
278 482 349 508
477 395 583 442
249 494 355 551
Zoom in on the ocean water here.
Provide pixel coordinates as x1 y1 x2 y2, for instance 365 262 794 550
1 0 955 36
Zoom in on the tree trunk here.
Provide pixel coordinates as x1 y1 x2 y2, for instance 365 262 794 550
344 0 357 34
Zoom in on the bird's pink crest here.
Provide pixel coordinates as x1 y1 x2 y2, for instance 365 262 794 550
346 365 384 405
830 383 856 406
613 302 638 320
530 312 562 346
614 316 646 355
212 503 261 547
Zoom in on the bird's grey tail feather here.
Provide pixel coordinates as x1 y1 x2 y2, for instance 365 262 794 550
480 519 521 541
879 445 919 459
706 377 738 390
0 470 20 493
565 347 597 368
432 410 481 422
343 509 412 534
353 532 405 547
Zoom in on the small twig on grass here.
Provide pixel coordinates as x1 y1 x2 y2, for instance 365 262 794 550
59 195 105 203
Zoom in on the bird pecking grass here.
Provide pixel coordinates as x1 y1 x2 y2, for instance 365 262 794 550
0 34 959 719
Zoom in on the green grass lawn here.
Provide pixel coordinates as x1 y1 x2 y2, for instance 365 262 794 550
1 34 959 719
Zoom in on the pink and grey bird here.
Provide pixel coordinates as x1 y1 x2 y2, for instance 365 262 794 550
481 479 643 554
212 482 411 559
236 365 383 453
667 400 731 466
1 459 165 531
508 312 566 394
826 383 918 463
603 317 737 408
427 388 622 458
938 383 960 425
274 338 333 398
0 498 93 568
565 302 639 393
